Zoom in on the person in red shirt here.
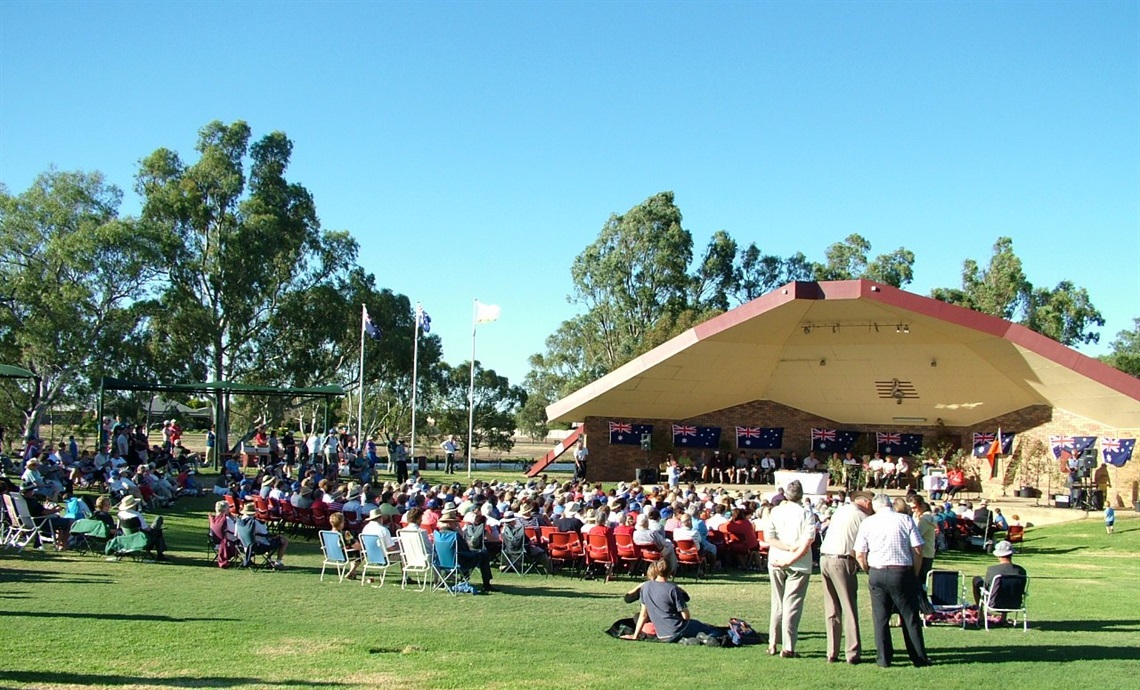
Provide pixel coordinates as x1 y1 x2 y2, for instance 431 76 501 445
946 467 967 498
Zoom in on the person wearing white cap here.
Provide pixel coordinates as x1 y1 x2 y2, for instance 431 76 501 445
971 540 1025 621
117 495 168 561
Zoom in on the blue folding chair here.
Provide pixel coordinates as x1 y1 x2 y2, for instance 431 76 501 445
359 533 393 587
318 530 350 582
431 530 470 595
925 569 967 629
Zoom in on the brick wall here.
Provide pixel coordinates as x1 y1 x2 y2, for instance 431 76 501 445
582 401 1139 508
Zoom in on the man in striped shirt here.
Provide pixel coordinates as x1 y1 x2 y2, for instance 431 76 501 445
854 494 932 668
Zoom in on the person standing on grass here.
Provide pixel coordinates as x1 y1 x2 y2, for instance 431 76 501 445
819 490 873 665
574 440 589 481
764 479 815 658
854 494 931 668
441 435 458 475
1105 505 1115 535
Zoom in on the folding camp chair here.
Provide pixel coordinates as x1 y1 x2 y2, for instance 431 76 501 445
431 530 472 595
70 518 112 556
981 574 1029 631
4 492 57 551
318 529 351 582
398 527 435 591
359 533 393 587
235 518 275 571
500 521 539 575
105 530 153 561
924 569 968 628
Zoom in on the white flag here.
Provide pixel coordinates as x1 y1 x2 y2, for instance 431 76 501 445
475 300 501 324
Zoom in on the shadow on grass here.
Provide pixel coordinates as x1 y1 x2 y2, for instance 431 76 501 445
0 610 239 623
492 584 614 599
934 643 1139 664
1030 619 1140 633
0 671 343 687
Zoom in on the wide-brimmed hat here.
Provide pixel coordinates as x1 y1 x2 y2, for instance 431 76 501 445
118 495 139 511
365 508 384 522
240 503 257 516
992 541 1014 558
438 508 460 523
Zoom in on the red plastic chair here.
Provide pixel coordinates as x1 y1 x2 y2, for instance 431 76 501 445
1007 525 1025 551
585 531 616 580
549 531 585 575
674 539 705 580
614 531 642 577
310 502 333 531
224 494 242 517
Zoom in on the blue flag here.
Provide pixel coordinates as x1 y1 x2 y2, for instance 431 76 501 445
972 431 1014 458
609 422 652 446
363 307 381 341
811 429 859 453
876 432 923 456
1101 438 1135 467
416 305 431 334
672 425 721 449
736 426 783 449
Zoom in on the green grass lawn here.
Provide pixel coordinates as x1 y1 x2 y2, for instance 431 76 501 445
2 485 1138 690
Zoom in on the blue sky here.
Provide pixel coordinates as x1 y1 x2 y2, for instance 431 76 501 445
2 1 1137 386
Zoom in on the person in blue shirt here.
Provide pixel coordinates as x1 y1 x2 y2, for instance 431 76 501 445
1105 506 1115 535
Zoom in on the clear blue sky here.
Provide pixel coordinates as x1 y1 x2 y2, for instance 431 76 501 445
2 1 1137 386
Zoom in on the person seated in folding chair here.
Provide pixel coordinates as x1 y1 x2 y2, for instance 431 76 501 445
436 508 497 592
361 508 400 562
235 503 289 570
116 495 168 561
18 485 72 549
90 495 117 533
972 540 1026 624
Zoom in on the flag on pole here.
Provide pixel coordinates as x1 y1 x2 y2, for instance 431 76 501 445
363 307 381 340
985 427 1013 467
475 300 501 324
416 304 431 333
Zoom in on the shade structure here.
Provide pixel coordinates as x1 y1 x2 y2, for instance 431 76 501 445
547 280 1140 430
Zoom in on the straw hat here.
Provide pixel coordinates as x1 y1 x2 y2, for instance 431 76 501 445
118 495 139 511
240 503 257 516
438 508 460 524
365 508 384 522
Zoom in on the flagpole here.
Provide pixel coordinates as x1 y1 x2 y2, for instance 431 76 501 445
357 304 366 446
467 299 477 478
411 302 421 459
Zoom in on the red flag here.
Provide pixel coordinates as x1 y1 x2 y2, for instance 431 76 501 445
986 426 1004 467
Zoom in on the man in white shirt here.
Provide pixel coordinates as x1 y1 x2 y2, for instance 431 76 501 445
361 508 398 555
441 435 459 475
819 490 873 664
764 480 815 657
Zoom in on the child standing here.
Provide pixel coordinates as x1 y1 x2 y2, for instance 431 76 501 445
1105 505 1115 535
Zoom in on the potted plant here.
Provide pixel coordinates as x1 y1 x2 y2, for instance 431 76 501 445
1016 438 1050 499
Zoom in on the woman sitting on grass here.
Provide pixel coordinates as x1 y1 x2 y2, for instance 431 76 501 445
622 559 724 645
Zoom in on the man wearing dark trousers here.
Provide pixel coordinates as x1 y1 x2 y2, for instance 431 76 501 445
854 494 932 669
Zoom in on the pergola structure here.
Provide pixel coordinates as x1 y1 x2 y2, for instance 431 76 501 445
98 377 346 454
545 280 1140 493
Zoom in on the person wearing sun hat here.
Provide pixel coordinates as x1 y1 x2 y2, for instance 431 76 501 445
235 502 289 569
361 507 398 556
116 494 168 560
436 507 497 592
971 540 1026 619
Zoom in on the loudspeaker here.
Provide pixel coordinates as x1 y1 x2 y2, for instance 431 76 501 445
640 433 652 451
636 468 659 484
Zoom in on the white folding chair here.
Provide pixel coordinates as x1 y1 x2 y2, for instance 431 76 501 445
981 574 1029 631
359 533 393 587
397 527 433 591
5 492 56 551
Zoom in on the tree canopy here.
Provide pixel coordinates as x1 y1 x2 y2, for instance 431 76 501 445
1101 318 1140 378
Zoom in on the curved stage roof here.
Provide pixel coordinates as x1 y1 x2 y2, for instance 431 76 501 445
547 280 1140 430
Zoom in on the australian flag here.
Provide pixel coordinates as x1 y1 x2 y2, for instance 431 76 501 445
416 304 431 334
1050 435 1096 460
610 421 652 446
363 307 382 340
877 431 923 456
736 426 783 449
972 431 1014 458
672 424 721 449
811 428 859 453
1101 438 1135 467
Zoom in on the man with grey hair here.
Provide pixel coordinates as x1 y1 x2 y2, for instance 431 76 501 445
854 493 932 668
764 479 815 658
819 490 874 664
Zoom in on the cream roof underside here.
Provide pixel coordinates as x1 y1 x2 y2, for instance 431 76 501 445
546 281 1140 429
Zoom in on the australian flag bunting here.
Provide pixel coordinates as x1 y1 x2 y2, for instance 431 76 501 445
811 428 859 453
876 432 923 456
972 431 1014 458
1101 438 1135 467
735 426 784 449
1050 435 1097 460
671 424 721 449
609 421 652 446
